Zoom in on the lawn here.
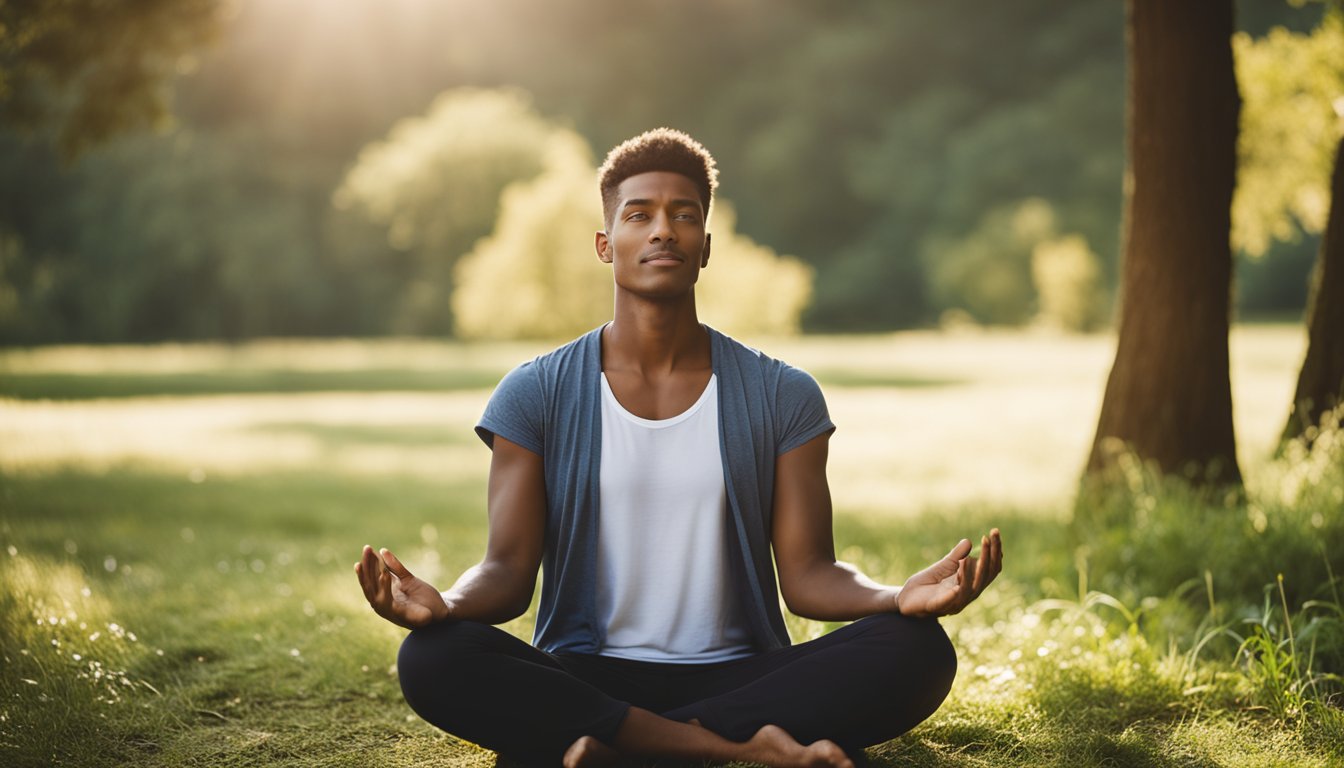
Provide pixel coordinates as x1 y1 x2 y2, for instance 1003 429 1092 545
2 327 1341 767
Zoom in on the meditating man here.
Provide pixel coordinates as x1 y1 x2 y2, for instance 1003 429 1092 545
355 128 1003 767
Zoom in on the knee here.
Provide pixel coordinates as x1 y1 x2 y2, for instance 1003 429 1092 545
396 620 490 711
858 614 958 740
903 616 956 720
865 613 958 703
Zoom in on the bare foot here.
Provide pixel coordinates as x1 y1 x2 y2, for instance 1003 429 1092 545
563 735 621 768
743 725 854 768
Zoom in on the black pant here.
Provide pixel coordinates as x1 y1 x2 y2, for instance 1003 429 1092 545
397 612 956 765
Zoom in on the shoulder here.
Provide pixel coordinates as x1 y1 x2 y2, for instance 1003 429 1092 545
477 326 603 451
708 326 823 403
526 325 604 382
494 326 602 394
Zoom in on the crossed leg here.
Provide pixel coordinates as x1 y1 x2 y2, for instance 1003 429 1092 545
396 613 955 766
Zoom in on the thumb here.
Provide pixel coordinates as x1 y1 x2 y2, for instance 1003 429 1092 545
379 548 414 580
920 539 971 581
943 539 972 564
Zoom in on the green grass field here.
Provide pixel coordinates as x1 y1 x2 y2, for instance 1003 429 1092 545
2 328 1342 767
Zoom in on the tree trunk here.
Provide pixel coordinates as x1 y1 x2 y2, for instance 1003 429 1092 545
1282 134 1344 446
1086 0 1242 486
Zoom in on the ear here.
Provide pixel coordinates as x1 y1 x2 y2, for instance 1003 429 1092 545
595 230 613 264
700 232 712 268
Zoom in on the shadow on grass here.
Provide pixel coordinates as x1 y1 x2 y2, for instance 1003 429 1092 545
0 367 963 400
0 368 507 400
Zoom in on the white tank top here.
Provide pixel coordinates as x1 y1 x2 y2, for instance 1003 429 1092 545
595 373 755 663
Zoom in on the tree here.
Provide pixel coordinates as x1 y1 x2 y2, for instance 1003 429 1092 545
1086 0 1242 485
1229 10 1344 446
334 88 587 335
1285 134 1344 444
0 0 220 157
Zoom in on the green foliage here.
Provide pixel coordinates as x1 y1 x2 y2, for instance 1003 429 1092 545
1074 406 1344 674
0 0 1329 341
925 199 1053 325
451 149 610 341
335 89 591 334
922 198 1106 329
1230 576 1344 721
697 203 814 338
1234 12 1344 258
1031 235 1108 332
0 0 221 157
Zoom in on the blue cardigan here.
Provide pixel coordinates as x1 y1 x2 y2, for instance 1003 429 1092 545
475 325 835 654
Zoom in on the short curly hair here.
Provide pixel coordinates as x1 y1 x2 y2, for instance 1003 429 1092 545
597 128 718 229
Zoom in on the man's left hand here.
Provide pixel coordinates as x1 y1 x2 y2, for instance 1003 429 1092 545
896 529 1002 618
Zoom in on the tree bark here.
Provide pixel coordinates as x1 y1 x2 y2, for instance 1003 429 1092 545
1282 135 1344 446
1086 0 1242 486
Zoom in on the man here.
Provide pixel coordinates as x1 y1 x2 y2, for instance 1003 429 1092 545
355 128 1003 767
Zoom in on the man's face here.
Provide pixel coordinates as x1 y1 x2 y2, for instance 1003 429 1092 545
596 171 710 300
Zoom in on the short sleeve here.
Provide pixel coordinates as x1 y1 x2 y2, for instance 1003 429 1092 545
475 361 545 455
775 364 836 455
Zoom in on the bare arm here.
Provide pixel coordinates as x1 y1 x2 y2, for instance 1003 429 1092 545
772 434 899 620
771 433 1002 621
355 434 545 628
439 434 546 623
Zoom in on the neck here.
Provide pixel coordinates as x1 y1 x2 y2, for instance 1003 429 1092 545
603 292 708 374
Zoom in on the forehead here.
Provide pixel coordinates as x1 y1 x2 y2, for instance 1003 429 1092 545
615 171 702 208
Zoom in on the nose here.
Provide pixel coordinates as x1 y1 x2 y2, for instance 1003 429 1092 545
649 211 676 243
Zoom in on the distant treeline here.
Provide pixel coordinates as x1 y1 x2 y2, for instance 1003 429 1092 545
0 0 1322 344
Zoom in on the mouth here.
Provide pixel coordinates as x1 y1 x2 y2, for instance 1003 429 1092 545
641 250 685 264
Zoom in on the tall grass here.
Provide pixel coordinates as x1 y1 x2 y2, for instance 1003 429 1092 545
1068 405 1344 752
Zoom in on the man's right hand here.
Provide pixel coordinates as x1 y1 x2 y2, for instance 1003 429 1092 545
354 545 449 629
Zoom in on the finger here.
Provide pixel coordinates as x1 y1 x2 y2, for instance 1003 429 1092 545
946 538 972 563
975 531 999 591
376 562 393 606
357 546 380 601
356 561 375 603
971 536 989 592
942 557 970 614
380 548 415 580
958 556 975 603
368 545 391 597
989 529 1002 579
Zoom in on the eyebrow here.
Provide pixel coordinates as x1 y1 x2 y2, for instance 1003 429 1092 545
620 198 702 212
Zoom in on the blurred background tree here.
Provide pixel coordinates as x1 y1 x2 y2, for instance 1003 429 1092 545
1233 6 1344 445
1030 234 1107 333
0 0 221 158
1234 12 1344 259
335 88 589 335
0 0 1328 345
452 145 609 341
697 203 813 338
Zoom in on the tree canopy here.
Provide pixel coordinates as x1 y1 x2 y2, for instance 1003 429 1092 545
0 0 220 157
0 0 1328 343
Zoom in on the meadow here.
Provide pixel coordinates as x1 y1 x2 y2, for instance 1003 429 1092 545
2 326 1342 767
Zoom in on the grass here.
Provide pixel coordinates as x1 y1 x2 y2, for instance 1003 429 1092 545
2 327 1341 766
0 368 509 400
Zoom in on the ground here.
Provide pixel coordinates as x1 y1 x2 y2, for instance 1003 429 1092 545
2 326 1340 767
